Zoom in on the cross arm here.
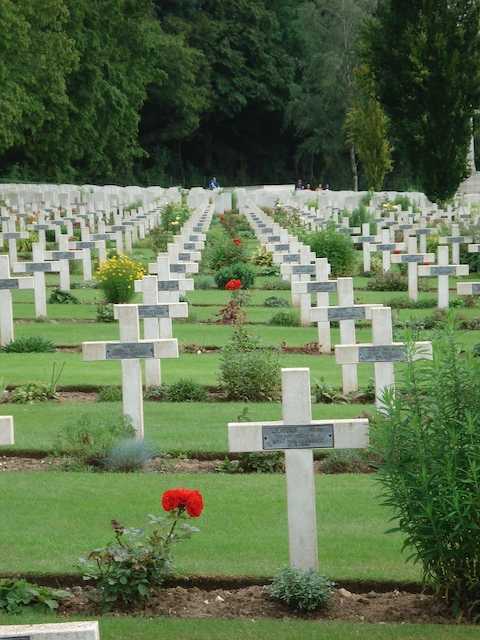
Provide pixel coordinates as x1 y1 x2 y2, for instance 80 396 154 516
335 341 433 364
228 419 369 452
457 282 480 295
82 338 178 361
310 304 383 322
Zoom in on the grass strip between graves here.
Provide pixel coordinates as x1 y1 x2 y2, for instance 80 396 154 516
0 615 478 640
0 472 417 582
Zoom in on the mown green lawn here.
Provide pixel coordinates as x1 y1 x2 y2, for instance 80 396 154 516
0 351 376 387
0 401 371 453
0 616 477 640
0 472 413 581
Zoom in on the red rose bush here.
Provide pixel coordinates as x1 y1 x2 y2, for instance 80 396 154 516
80 488 204 610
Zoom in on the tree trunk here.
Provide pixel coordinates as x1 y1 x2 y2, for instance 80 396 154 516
350 143 359 191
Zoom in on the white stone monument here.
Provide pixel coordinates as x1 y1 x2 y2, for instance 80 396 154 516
418 245 469 309
0 415 14 445
0 621 100 639
0 255 34 346
228 368 369 570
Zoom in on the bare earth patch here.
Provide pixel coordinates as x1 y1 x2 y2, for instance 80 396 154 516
59 585 457 625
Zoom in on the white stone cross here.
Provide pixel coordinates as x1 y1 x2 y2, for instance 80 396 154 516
352 223 378 273
418 245 469 309
14 243 61 318
149 253 198 279
439 233 472 265
376 228 405 272
0 255 34 345
335 307 432 408
45 235 84 291
391 236 434 301
228 367 369 570
82 304 179 439
310 277 382 393
134 275 188 386
0 223 29 266
0 621 100 639
292 260 335 353
0 415 14 445
416 227 433 254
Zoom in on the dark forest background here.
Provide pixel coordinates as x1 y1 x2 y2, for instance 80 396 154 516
1 0 479 193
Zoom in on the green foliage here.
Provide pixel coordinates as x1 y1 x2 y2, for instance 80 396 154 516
97 386 122 402
214 262 255 289
143 385 168 401
364 1 480 202
261 277 291 290
264 296 290 308
367 272 408 292
96 255 145 304
10 383 58 404
80 512 200 611
56 413 135 467
268 310 299 327
219 326 281 401
345 66 393 191
252 246 274 267
268 567 333 612
96 302 115 323
205 226 247 270
194 275 216 289
305 226 356 276
372 328 480 616
160 203 190 233
2 336 55 353
386 296 436 309
148 227 172 253
48 288 80 304
165 379 207 402
0 579 69 614
219 452 284 474
105 439 155 472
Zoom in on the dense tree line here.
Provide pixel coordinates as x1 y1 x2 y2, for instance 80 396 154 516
1 1 479 198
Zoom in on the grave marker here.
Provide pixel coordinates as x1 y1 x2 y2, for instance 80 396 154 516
335 307 432 408
0 255 34 346
0 416 14 446
228 368 369 570
418 245 468 308
0 621 100 639
82 305 178 439
14 244 61 317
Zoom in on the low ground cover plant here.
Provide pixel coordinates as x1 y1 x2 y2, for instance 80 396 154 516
96 302 115 322
372 327 480 617
267 568 333 612
80 488 203 610
264 296 290 308
0 579 69 614
48 288 80 304
268 310 299 326
215 262 255 289
218 452 284 474
56 413 135 468
97 386 122 402
2 336 55 353
104 440 155 472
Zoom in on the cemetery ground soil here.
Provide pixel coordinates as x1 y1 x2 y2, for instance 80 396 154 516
1 616 479 640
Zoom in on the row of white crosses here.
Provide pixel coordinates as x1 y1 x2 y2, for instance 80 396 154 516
0 621 100 639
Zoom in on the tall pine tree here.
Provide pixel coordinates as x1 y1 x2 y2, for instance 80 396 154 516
365 0 480 202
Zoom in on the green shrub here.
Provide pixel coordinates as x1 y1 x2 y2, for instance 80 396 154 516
96 302 115 323
160 202 190 233
194 275 216 289
215 262 255 289
105 439 155 472
0 579 69 614
256 264 280 277
48 288 80 304
267 567 333 612
144 385 168 400
219 326 281 401
262 277 290 290
304 225 356 276
205 225 247 270
165 379 207 402
371 328 480 616
367 272 408 291
149 227 172 253
264 296 290 308
218 452 284 474
2 336 55 353
385 296 437 309
269 310 299 326
97 386 122 402
56 413 135 467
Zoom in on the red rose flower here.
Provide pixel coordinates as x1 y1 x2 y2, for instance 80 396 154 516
233 238 241 246
393 249 402 254
225 279 242 290
161 488 204 518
